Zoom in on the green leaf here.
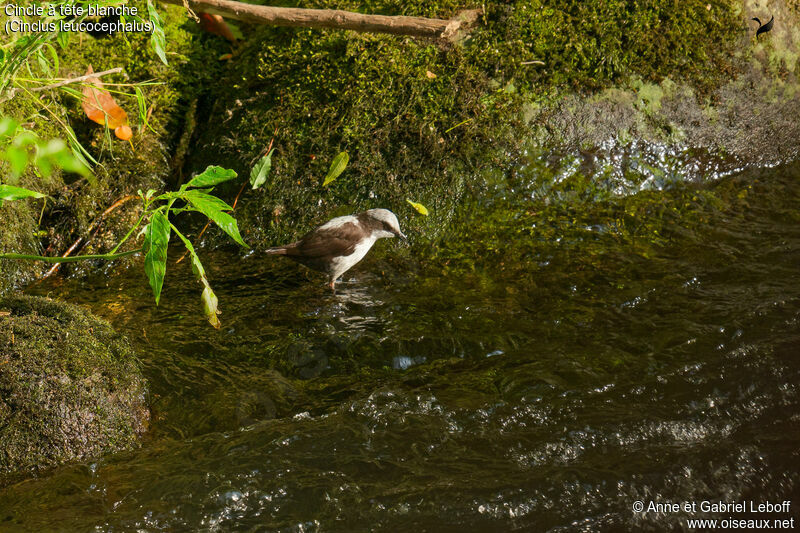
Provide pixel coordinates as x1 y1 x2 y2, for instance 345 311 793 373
323 151 349 186
406 199 430 216
37 156 53 178
36 49 51 77
147 0 168 65
135 86 148 127
143 210 170 305
250 149 274 190
43 43 59 76
201 283 221 329
171 224 221 329
34 139 91 177
185 165 238 189
52 147 91 176
56 31 70 50
226 20 245 41
0 184 45 201
183 191 246 247
12 130 38 148
183 190 233 211
0 117 19 138
5 146 29 177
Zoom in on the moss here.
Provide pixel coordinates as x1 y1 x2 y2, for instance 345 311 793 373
0 294 148 483
468 0 740 95
188 0 741 249
0 202 43 293
0 1 231 287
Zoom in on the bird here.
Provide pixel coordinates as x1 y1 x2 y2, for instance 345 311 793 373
265 208 406 290
752 15 774 39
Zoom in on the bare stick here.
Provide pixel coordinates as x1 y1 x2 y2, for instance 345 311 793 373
39 195 138 280
29 67 124 92
159 0 480 40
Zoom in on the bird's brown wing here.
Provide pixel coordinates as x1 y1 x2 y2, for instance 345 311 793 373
281 222 361 273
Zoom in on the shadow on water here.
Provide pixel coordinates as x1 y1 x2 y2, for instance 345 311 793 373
2 145 800 531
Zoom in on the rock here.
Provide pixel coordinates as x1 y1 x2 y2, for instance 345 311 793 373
0 295 148 483
188 0 799 251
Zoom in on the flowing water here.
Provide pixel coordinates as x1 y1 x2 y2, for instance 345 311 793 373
1 143 799 531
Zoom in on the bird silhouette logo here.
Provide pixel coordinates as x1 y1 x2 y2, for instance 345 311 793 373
752 15 774 39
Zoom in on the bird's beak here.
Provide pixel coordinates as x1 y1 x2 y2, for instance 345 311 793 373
396 231 407 241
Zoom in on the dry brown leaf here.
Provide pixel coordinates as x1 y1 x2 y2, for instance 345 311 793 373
81 65 130 140
199 13 237 42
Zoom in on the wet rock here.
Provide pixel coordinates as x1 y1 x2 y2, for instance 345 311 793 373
0 294 149 484
186 0 795 252
529 1 800 166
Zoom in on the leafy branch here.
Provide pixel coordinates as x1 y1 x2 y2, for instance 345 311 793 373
0 165 247 329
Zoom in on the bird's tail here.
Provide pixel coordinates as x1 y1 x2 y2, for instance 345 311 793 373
265 246 288 255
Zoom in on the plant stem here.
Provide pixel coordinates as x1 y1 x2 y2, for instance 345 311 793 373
110 204 150 254
0 249 141 263
42 195 139 280
26 67 123 92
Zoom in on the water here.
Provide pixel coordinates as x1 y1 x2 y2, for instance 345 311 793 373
1 145 799 531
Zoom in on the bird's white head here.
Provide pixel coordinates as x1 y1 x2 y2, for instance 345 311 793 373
365 208 406 240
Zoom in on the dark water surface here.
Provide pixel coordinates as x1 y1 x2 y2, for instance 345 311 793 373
2 147 799 531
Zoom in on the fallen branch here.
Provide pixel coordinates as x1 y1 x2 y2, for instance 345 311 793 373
159 0 480 40
29 67 124 92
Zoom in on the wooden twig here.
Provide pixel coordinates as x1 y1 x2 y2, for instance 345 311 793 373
29 67 124 92
520 60 545 66
159 0 480 40
39 195 138 280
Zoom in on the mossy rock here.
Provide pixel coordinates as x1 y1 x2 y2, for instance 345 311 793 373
0 294 148 483
187 0 742 249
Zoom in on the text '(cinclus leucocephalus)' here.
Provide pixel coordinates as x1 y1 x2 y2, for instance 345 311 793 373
265 208 406 290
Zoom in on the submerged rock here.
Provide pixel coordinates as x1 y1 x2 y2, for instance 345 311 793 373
0 294 148 483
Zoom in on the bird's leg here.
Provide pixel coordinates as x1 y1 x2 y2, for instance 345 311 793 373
329 279 336 292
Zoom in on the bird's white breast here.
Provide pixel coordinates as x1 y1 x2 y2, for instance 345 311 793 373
330 235 377 280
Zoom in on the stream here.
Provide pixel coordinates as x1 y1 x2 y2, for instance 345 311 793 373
1 143 799 531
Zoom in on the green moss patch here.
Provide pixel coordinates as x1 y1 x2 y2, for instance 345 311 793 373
0 294 148 483
189 0 741 248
